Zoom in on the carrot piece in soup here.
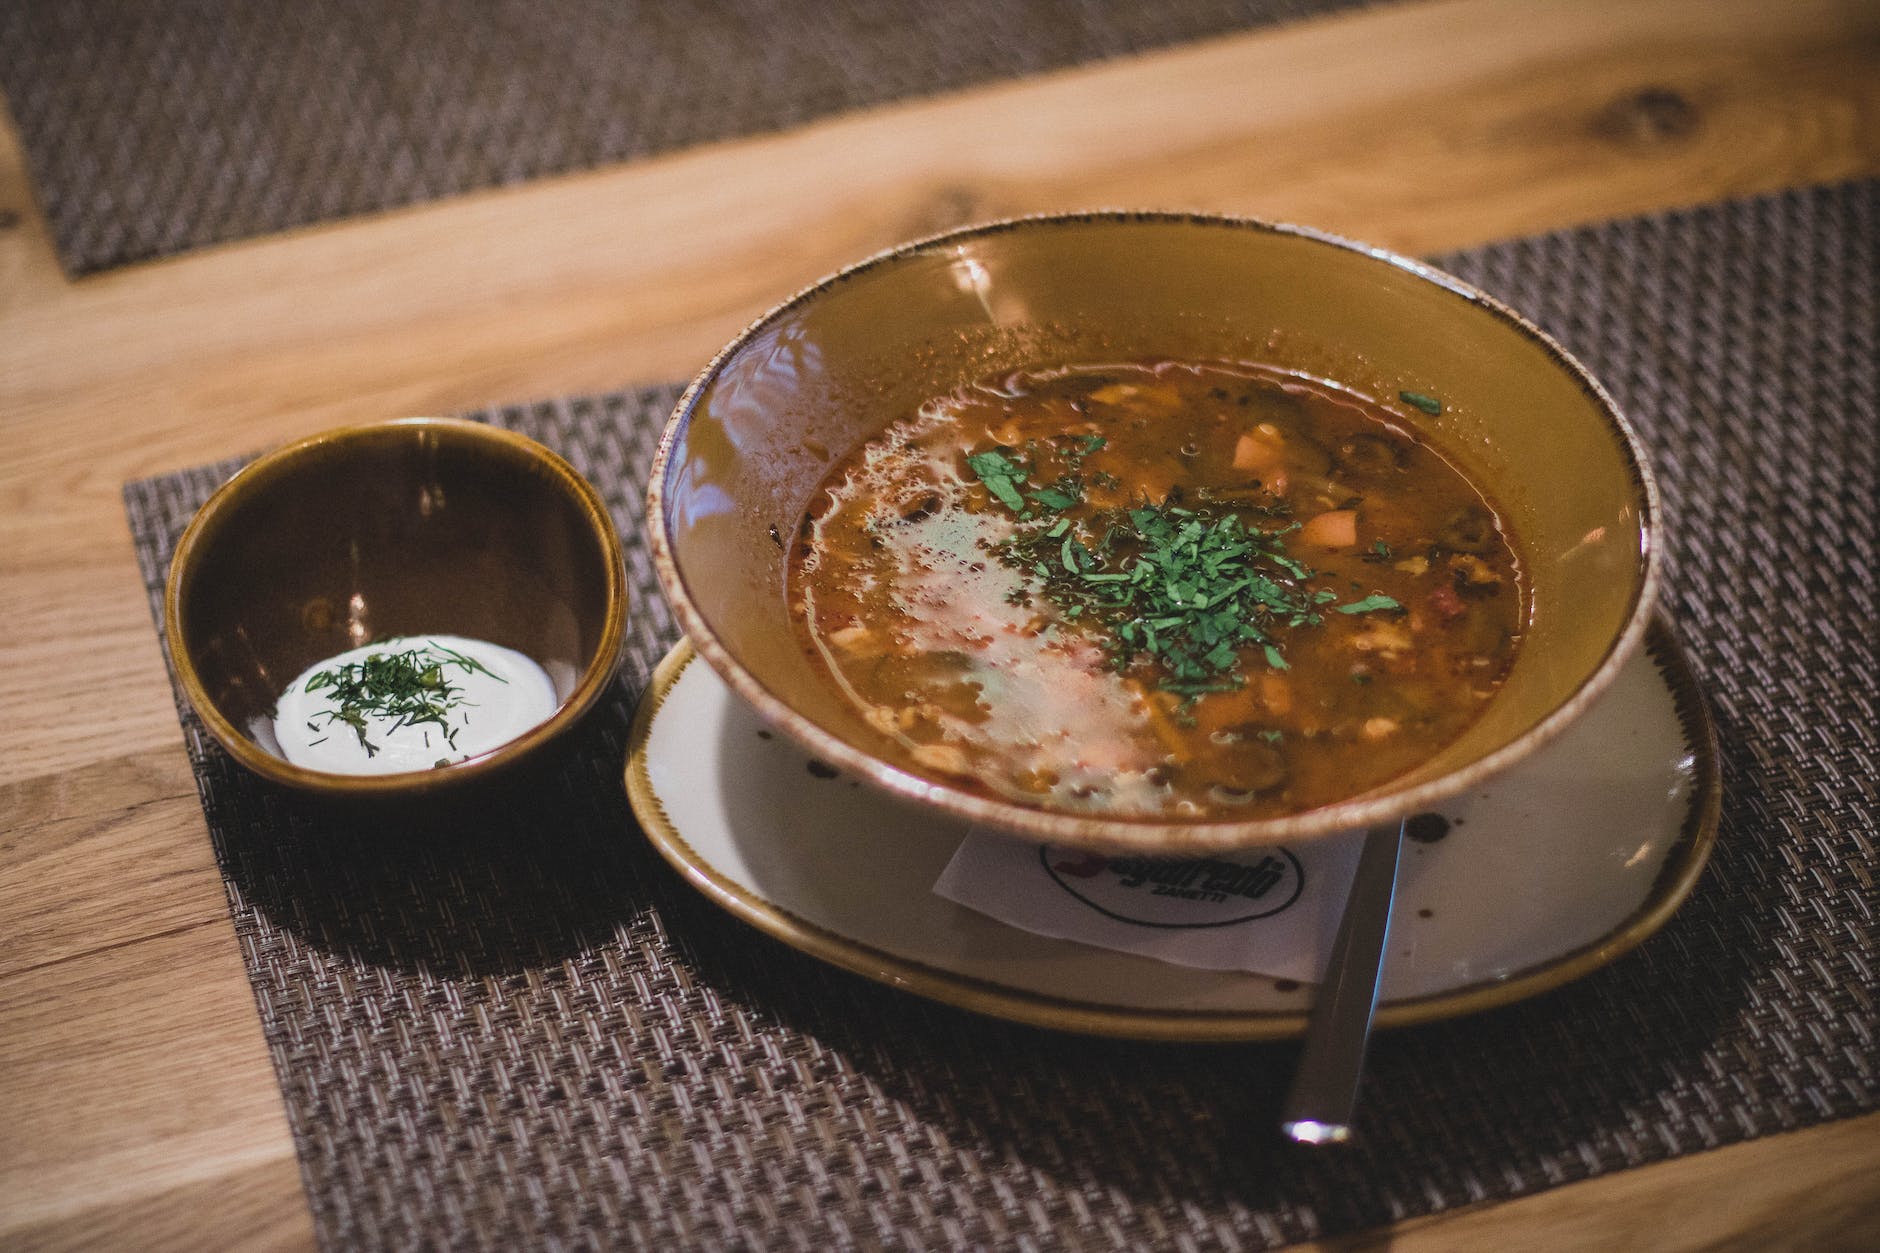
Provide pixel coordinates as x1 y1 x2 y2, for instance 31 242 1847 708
1299 509 1358 548
1233 431 1285 473
1187 684 1263 736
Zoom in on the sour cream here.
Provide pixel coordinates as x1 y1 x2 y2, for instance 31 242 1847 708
273 635 558 775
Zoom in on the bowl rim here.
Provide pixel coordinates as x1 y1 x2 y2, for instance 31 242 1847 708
646 210 1663 852
165 415 628 795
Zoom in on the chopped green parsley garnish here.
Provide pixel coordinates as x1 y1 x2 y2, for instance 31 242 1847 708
965 450 1027 512
969 436 1107 516
1028 486 1079 511
970 441 1412 695
1028 503 1323 688
1400 390 1443 416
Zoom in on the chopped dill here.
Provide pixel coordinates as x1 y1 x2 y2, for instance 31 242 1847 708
300 641 505 757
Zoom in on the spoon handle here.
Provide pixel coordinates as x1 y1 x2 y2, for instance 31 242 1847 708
1281 818 1405 1145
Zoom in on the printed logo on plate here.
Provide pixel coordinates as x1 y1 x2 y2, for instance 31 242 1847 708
1039 845 1305 928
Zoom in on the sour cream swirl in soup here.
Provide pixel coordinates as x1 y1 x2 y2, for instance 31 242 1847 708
272 635 558 774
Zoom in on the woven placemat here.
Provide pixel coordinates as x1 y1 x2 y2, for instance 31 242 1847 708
124 181 1876 1249
0 0 1370 276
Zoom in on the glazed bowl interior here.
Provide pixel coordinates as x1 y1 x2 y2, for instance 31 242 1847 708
651 214 1657 851
167 418 626 794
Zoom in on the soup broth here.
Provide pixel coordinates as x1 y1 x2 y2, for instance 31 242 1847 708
788 359 1524 820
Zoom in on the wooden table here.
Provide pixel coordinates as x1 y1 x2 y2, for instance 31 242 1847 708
2 0 1876 1245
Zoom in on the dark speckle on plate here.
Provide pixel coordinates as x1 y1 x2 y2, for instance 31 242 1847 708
1405 812 1452 844
807 759 839 779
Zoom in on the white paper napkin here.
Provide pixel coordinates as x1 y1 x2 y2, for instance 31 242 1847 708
933 827 1369 982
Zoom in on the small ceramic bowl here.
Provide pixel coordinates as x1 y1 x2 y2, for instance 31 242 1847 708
166 417 627 795
647 213 1661 853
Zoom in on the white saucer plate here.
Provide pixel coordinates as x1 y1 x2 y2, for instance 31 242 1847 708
625 618 1718 1041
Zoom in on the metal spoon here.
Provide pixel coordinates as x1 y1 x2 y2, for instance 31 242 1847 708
1281 817 1406 1144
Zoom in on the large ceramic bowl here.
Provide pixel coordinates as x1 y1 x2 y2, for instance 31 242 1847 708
647 213 1659 852
167 417 627 795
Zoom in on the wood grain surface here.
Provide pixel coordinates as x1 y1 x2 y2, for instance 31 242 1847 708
2 0 1877 1246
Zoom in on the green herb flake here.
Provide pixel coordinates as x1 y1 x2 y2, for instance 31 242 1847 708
1400 390 1443 416
969 442 1351 696
1338 593 1405 615
966 449 1028 512
296 641 502 755
1029 486 1079 511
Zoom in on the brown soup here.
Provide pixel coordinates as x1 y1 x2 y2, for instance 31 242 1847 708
788 359 1525 820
